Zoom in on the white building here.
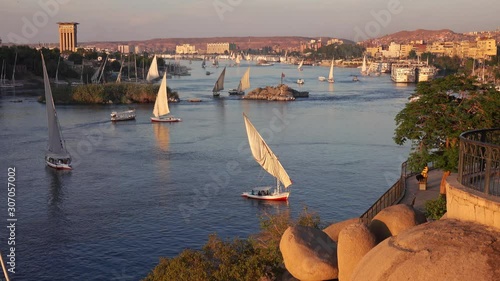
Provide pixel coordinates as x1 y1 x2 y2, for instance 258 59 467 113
175 44 197 54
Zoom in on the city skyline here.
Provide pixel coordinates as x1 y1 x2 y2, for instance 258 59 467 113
1 0 499 44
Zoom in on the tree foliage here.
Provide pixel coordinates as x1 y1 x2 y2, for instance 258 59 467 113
307 43 365 60
143 207 321 281
394 75 500 174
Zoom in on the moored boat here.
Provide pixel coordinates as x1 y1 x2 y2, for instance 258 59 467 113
111 109 136 122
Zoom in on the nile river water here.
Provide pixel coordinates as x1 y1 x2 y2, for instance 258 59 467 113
0 60 414 280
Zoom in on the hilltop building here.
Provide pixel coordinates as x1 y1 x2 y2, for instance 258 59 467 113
118 44 135 54
176 44 197 54
206 42 236 54
326 38 344 46
366 37 497 60
57 22 79 52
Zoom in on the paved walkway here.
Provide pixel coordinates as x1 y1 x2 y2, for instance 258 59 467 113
400 169 442 213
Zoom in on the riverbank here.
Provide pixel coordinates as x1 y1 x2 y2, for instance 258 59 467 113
36 83 179 104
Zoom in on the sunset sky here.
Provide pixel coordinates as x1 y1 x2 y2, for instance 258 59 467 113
1 0 499 44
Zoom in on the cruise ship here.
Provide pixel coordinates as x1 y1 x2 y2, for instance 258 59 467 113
391 64 416 83
416 66 437 82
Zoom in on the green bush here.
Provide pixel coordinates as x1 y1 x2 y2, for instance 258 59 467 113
142 207 321 281
425 195 447 220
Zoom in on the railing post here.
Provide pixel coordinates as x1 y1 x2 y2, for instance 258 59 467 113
484 146 492 195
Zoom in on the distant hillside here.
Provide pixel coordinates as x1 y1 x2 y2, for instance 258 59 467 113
361 29 477 46
80 36 355 52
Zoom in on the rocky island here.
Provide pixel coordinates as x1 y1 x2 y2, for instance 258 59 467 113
243 84 309 101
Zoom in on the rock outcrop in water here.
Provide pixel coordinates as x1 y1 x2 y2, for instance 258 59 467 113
243 84 308 101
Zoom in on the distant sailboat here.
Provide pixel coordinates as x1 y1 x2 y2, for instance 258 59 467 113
202 58 206 69
41 52 72 170
212 66 226 97
229 67 250 95
235 55 241 65
241 113 292 201
151 72 181 122
298 59 304 71
328 57 335 83
146 55 160 82
361 54 368 76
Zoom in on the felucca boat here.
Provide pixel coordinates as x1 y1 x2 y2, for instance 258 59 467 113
241 113 292 201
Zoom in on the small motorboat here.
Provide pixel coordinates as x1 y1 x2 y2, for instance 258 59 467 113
111 109 136 122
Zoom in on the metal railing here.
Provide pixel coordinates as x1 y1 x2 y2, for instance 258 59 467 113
458 129 500 197
360 161 415 220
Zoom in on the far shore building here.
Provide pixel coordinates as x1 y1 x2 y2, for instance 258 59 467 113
207 42 236 54
57 22 79 52
118 44 135 54
176 44 197 54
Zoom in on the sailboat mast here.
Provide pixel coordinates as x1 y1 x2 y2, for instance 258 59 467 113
55 55 61 83
1 60 4 85
12 51 17 83
127 54 130 80
134 54 138 83
98 55 107 83
80 62 84 84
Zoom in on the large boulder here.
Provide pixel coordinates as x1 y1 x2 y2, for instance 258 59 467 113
351 219 500 281
280 225 338 280
337 222 377 281
369 204 427 243
323 218 364 242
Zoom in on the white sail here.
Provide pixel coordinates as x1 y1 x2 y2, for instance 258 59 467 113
238 67 250 92
146 55 160 82
328 58 334 81
361 54 367 74
213 66 226 93
41 52 71 160
235 55 241 65
243 113 292 188
298 59 303 70
153 72 170 117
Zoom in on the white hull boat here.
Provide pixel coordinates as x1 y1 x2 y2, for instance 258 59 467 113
111 109 136 121
151 72 181 122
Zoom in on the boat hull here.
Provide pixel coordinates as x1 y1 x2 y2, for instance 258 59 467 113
228 89 244 95
46 160 72 170
111 110 136 122
328 79 334 83
151 116 182 122
241 192 289 201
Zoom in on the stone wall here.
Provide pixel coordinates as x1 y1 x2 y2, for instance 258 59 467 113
446 173 500 230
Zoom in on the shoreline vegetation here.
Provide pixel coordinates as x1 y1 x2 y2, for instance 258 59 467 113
142 208 321 281
37 83 179 104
